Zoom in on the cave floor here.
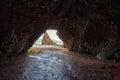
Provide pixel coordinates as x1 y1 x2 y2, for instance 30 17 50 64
0 45 120 80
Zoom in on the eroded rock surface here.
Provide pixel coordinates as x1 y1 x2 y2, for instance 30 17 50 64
0 0 120 61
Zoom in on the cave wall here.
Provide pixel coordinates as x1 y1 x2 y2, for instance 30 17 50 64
56 0 120 61
0 0 53 57
0 0 120 61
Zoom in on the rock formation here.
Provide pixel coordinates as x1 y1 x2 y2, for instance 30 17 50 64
0 0 120 61
41 32 56 45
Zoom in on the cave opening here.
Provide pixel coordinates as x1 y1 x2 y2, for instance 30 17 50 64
34 29 63 46
27 29 65 54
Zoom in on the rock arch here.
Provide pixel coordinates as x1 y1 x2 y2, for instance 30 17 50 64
0 0 120 61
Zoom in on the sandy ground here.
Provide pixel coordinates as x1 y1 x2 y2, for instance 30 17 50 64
0 45 120 80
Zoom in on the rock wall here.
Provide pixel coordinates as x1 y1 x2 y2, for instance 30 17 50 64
56 0 120 61
0 0 120 61
0 0 52 57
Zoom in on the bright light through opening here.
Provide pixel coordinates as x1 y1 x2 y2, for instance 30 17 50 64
34 30 63 46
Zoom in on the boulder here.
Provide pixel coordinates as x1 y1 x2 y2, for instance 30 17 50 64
41 32 57 45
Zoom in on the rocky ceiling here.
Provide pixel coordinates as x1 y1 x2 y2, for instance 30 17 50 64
0 0 120 61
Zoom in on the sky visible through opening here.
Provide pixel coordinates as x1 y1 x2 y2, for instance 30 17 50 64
35 30 63 45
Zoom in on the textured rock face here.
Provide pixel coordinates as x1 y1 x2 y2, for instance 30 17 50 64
57 16 120 61
0 0 53 57
56 0 120 61
57 20 120 61
0 0 120 61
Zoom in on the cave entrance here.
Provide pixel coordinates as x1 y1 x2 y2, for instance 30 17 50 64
28 30 64 53
34 30 63 46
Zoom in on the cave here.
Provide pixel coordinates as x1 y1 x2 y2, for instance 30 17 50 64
0 0 120 80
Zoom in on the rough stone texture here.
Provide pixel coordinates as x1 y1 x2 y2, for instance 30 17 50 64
0 0 120 61
56 0 120 61
0 0 52 58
